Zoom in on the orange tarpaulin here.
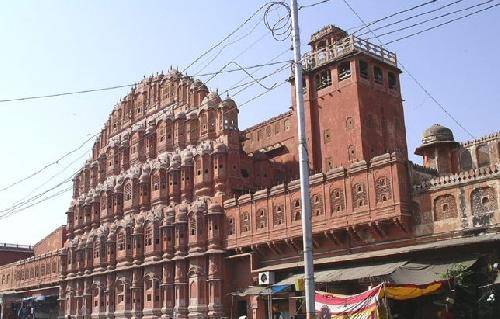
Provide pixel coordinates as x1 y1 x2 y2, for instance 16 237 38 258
381 281 444 300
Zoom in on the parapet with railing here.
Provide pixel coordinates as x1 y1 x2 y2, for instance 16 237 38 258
302 35 397 71
0 243 33 251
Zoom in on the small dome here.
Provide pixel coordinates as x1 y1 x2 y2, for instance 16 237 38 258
421 124 455 145
220 97 236 109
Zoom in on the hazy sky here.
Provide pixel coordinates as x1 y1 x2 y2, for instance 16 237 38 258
0 0 498 245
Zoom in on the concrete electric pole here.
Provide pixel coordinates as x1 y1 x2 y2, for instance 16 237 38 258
290 1 316 318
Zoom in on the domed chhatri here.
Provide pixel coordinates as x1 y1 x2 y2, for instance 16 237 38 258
422 124 455 145
415 124 459 155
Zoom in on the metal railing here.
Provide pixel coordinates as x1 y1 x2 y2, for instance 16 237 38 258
302 35 397 71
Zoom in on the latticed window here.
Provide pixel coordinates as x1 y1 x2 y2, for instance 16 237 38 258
94 242 100 258
145 226 153 246
375 176 392 203
256 209 267 229
152 175 160 191
434 195 458 221
352 183 368 208
471 187 497 216
190 217 197 236
284 119 291 131
273 205 284 226
311 194 323 216
118 233 125 251
240 212 250 233
124 183 132 201
330 188 345 213
293 199 301 221
227 218 235 236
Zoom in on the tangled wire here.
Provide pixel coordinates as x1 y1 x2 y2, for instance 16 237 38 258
263 1 292 41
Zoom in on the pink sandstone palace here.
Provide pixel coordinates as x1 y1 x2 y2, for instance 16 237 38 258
0 25 499 319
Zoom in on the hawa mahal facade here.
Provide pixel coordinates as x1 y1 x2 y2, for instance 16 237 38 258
0 25 499 319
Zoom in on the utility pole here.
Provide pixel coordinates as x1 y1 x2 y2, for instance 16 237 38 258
290 1 316 318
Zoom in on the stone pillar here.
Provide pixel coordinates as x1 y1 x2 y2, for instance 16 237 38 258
173 259 188 319
161 262 174 319
105 273 115 318
83 278 92 319
76 280 84 319
207 254 223 319
187 257 208 319
131 269 143 319
58 281 66 319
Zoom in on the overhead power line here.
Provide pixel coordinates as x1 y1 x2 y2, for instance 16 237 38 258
357 0 467 37
372 0 496 40
193 17 264 76
182 2 270 73
0 186 73 220
0 61 290 104
12 147 92 208
341 0 476 139
299 0 333 10
0 85 134 104
353 0 438 34
0 133 96 193
384 1 500 45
